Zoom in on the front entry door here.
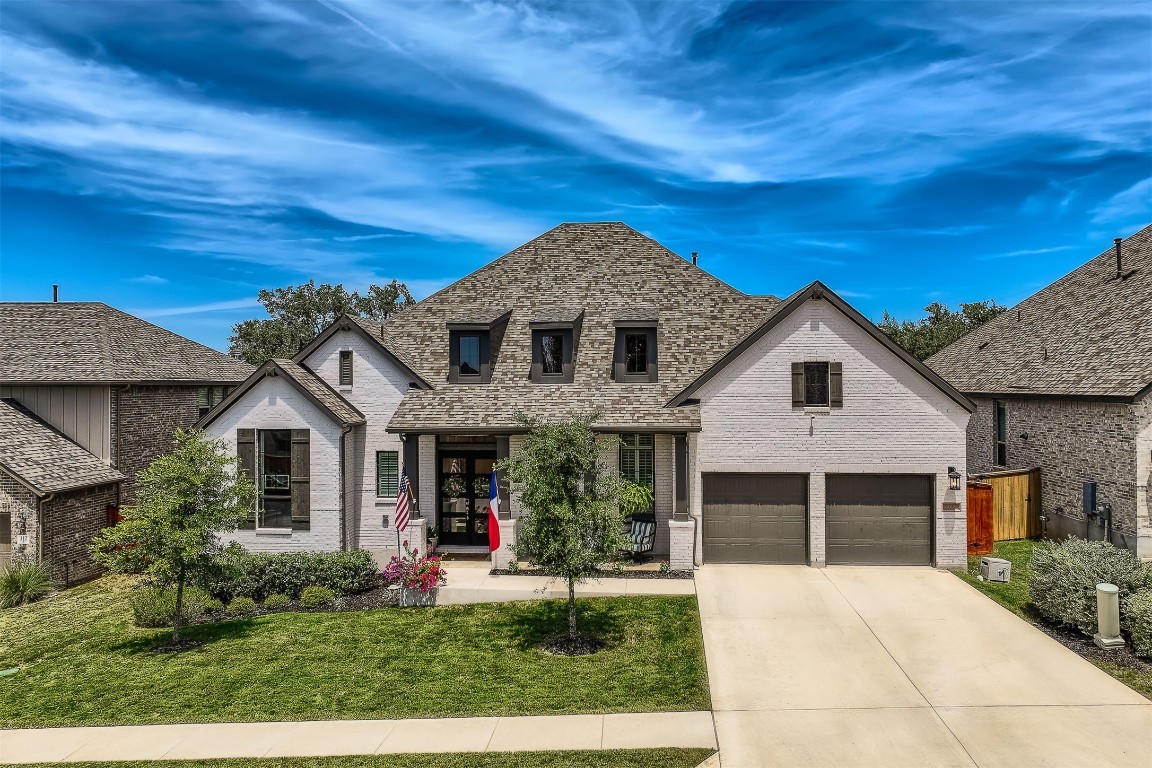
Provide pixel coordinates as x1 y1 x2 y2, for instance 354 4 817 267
439 452 496 546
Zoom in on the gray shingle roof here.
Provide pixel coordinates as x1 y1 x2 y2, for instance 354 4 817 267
196 359 364 429
927 224 1152 399
0 399 125 495
0 302 254 384
372 222 780 432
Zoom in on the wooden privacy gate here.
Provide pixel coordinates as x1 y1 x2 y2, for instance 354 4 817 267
971 468 1041 541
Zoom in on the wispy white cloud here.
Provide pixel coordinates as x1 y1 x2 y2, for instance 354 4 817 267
132 298 261 318
1091 178 1152 225
977 245 1076 261
129 274 169 285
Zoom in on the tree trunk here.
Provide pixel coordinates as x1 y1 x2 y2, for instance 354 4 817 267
567 576 577 638
172 567 185 642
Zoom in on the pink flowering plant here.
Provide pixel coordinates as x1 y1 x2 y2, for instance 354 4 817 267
382 542 447 593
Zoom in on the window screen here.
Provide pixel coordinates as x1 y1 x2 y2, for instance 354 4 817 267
804 362 830 407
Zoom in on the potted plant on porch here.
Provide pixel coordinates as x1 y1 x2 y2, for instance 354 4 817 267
426 525 439 553
383 543 447 607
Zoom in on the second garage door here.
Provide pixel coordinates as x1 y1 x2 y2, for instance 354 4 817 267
702 473 808 564
826 474 933 565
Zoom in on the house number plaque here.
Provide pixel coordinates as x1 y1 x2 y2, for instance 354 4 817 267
942 502 961 512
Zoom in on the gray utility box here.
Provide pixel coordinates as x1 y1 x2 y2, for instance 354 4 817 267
980 557 1012 583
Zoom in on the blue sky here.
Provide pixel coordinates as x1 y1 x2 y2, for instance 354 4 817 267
2 1 1150 351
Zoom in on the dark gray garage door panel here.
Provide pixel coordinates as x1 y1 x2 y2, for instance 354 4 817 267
826 474 932 565
703 473 808 564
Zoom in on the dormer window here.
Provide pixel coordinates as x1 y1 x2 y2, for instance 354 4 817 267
529 308 582 384
614 320 658 383
446 310 510 385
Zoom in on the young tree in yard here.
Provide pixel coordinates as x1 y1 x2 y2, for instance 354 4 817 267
229 279 415 364
501 414 632 640
878 299 1007 360
90 430 256 640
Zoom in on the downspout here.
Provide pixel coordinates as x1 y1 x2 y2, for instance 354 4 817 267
340 424 353 551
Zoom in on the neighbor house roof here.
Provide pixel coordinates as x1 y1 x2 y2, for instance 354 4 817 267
372 222 781 433
196 359 365 429
0 399 125 495
671 281 975 412
927 224 1152 400
0 302 255 385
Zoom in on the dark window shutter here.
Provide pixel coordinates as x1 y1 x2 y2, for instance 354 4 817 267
791 362 805 407
829 362 843 408
376 451 399 497
339 351 353 386
236 429 256 529
290 429 310 530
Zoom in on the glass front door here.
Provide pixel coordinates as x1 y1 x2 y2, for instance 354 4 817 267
439 452 496 546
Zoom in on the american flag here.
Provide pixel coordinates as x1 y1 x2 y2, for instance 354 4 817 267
395 468 411 533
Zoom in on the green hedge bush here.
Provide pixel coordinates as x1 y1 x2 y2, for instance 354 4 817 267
202 550 378 600
300 584 335 609
130 586 220 628
1029 538 1145 635
0 559 54 608
263 593 291 611
1126 589 1152 658
226 596 258 617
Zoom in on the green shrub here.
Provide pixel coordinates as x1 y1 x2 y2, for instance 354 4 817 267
263 593 291 611
299 584 335 609
1126 589 1152 658
1029 538 1144 635
0 559 55 608
226 596 258 617
201 550 377 600
130 585 218 628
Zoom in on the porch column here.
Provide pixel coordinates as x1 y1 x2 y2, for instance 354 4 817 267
668 433 695 570
496 436 511 520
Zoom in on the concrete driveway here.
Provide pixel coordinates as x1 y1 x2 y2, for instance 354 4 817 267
696 565 1151 768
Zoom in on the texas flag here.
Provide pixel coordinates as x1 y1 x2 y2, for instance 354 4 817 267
487 468 500 553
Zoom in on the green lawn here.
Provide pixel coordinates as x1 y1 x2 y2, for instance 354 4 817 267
954 539 1152 700
16 751 715 768
0 577 710 728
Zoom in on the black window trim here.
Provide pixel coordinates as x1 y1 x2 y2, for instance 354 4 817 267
994 399 1008 467
529 321 576 384
613 320 658 383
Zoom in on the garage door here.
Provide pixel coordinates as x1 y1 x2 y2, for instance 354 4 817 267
702 473 808 564
826 474 932 565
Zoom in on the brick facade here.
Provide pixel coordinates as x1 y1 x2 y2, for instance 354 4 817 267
0 472 117 585
967 396 1141 548
114 385 202 503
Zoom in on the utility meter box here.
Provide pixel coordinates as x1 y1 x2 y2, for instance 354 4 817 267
980 556 1012 583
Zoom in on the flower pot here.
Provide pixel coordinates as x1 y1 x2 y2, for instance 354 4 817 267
427 536 439 553
400 586 439 607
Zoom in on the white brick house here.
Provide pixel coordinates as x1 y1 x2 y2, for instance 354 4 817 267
199 223 973 569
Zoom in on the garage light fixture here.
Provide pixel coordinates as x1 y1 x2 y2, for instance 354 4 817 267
948 466 962 491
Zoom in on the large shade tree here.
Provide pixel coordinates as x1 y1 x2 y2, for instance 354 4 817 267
229 279 415 365
90 429 256 640
502 414 640 639
878 299 1006 360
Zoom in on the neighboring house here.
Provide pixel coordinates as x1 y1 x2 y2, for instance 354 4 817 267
0 301 253 581
198 222 973 569
928 224 1151 559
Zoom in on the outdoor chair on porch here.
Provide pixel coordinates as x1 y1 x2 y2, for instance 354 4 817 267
623 513 657 561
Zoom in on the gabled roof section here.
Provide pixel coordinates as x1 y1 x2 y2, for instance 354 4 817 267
377 222 781 432
196 359 365 429
293 314 432 389
927 224 1152 400
0 399 125 495
669 281 975 412
0 302 254 385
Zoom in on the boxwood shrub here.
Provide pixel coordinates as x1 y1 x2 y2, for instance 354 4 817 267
1029 537 1144 635
130 586 221 628
203 550 378 601
1126 589 1152 658
300 584 335 609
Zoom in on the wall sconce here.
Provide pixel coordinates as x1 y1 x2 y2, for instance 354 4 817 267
948 466 962 491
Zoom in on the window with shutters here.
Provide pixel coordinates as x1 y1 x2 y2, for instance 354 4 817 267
339 350 353 386
246 428 310 531
376 450 399 498
620 434 655 512
791 361 843 409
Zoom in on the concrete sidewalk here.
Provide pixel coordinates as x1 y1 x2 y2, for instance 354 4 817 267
0 712 717 763
696 565 1152 768
437 561 695 604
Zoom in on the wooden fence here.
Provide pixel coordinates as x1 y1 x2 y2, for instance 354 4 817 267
971 467 1041 541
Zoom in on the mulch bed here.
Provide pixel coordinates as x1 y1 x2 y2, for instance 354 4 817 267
490 568 694 580
541 633 607 656
1032 619 1152 673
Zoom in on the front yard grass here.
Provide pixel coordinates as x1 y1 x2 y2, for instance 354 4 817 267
0 576 710 728
954 539 1152 700
17 751 715 768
